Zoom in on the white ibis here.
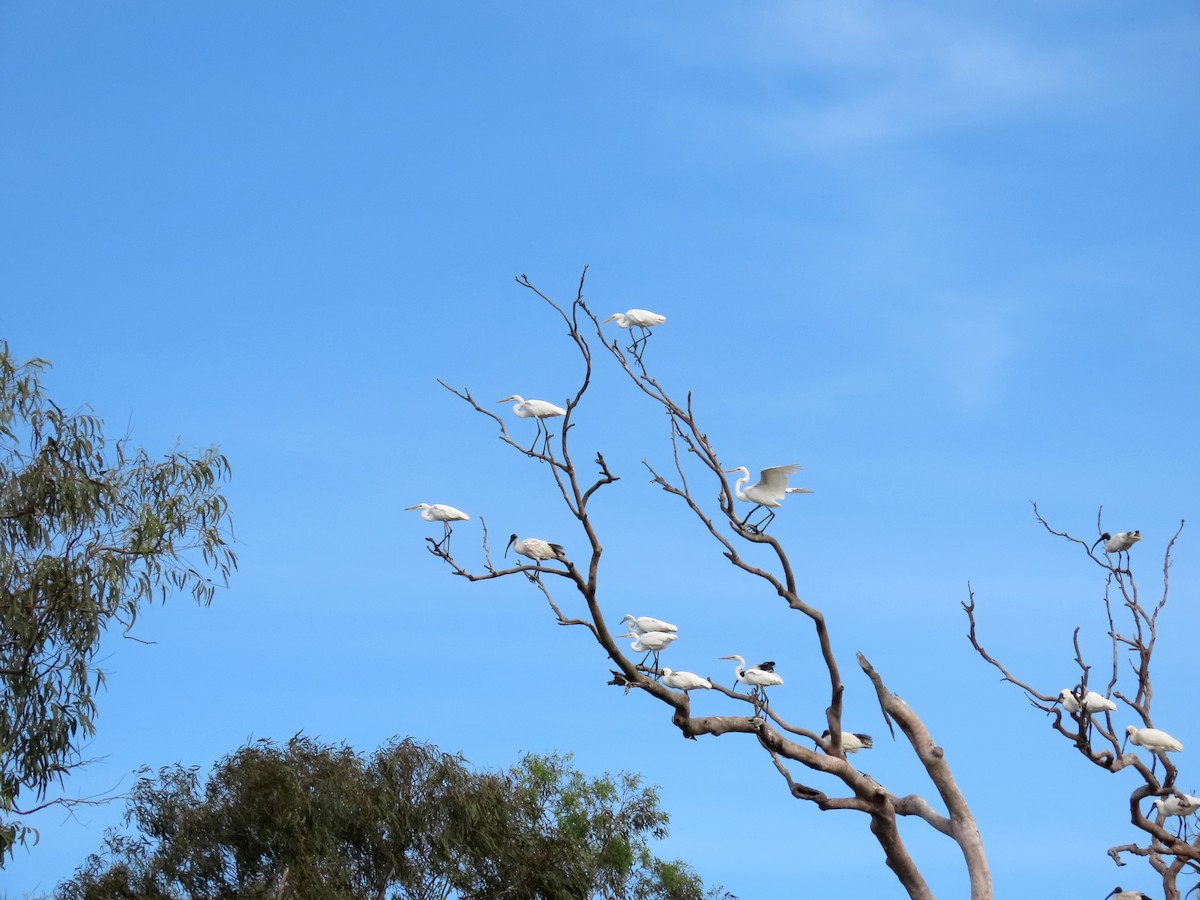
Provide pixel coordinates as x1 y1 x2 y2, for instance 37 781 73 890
1058 688 1117 715
720 655 783 718
724 465 809 533
405 503 470 552
1125 725 1183 774
661 668 711 692
620 614 677 635
620 630 677 670
505 535 567 576
821 729 873 754
1091 530 1142 572
497 395 567 451
1105 888 1153 900
603 308 666 357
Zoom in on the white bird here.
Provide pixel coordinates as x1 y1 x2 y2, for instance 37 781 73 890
720 655 784 718
603 308 666 357
1091 530 1142 572
505 534 567 568
1105 888 1153 900
405 503 470 552
1152 793 1200 818
821 729 873 754
496 395 567 451
620 614 678 635
1125 725 1183 775
660 668 711 692
1058 688 1117 715
724 465 808 533
620 630 677 670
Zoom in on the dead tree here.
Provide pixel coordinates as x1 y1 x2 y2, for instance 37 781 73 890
419 268 993 900
965 504 1194 900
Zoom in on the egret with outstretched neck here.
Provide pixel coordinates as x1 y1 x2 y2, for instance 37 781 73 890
720 655 783 718
497 395 567 452
405 503 470 553
724 465 809 533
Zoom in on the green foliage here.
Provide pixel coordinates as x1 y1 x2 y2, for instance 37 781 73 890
55 736 735 900
0 342 236 858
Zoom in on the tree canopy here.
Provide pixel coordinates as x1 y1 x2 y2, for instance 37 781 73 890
55 735 734 900
0 342 236 858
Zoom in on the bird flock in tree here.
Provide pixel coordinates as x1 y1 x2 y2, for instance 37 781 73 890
406 298 1190 899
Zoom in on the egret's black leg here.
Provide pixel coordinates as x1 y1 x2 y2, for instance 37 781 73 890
740 504 764 532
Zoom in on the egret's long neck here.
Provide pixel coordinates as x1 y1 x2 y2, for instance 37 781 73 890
734 470 750 501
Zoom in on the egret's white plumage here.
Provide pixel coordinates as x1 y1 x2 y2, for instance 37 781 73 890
604 308 667 330
620 630 677 669
505 534 567 563
1125 725 1183 753
405 503 470 551
821 729 873 753
660 668 711 692
621 614 678 635
725 465 808 532
497 395 567 451
1058 688 1117 714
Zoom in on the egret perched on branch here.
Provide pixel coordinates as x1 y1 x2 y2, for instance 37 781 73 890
1091 530 1142 572
724 465 809 533
1124 725 1183 774
1057 688 1117 715
620 630 677 670
603 308 666 357
497 395 567 452
620 614 677 635
660 668 711 692
720 655 783 718
821 729 873 754
405 503 470 553
1104 888 1153 900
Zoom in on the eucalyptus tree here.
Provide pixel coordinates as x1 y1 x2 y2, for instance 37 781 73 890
420 270 992 900
56 735 732 900
967 508 1196 900
0 342 236 858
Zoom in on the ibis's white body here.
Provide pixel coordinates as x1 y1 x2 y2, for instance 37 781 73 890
506 535 566 562
498 395 566 420
405 503 470 524
726 465 806 509
660 668 711 692
1059 689 1117 714
621 614 677 635
604 309 666 330
1126 725 1183 753
1153 794 1200 818
1104 531 1142 553
822 730 873 753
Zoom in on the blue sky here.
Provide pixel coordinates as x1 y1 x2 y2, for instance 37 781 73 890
2 2 1199 896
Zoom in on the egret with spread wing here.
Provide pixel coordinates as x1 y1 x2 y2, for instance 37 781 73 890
725 464 809 533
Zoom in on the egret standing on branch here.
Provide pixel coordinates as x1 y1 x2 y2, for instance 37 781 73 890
620 614 677 635
720 655 783 718
1091 530 1142 572
620 630 677 671
497 395 566 452
405 503 470 553
603 308 666 358
724 464 810 533
660 668 711 692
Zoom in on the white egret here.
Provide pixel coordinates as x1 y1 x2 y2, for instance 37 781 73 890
1125 725 1183 775
497 395 567 451
1058 688 1117 715
620 630 677 670
603 308 666 357
405 503 470 553
1091 530 1142 572
720 655 783 718
660 668 711 692
1105 888 1153 900
620 614 678 635
821 729 873 754
724 464 808 533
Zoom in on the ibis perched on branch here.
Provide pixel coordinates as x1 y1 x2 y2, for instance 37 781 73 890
1091 530 1142 572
